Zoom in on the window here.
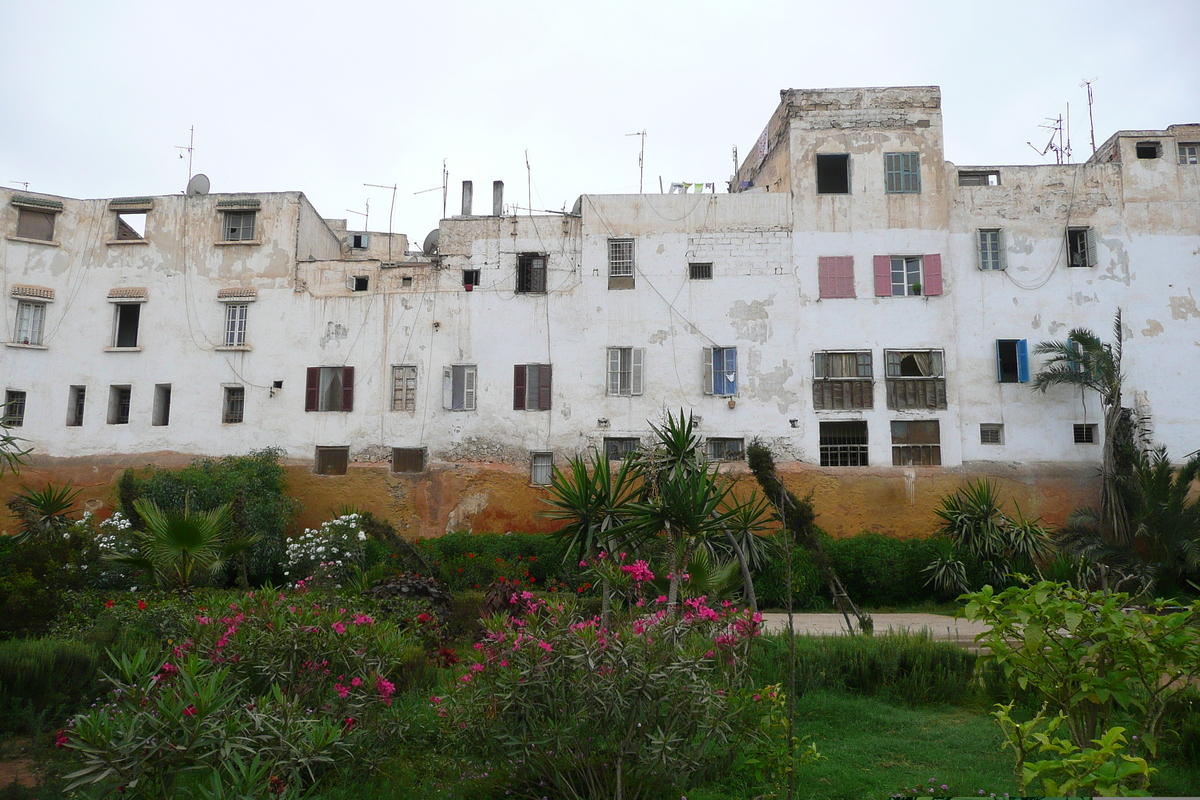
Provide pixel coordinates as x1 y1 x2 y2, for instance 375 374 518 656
1066 227 1097 268
514 364 552 411
347 275 369 292
223 386 245 424
108 385 131 425
688 262 713 281
816 154 850 194
607 347 644 396
884 152 920 193
14 300 46 346
1179 143 1199 165
817 256 855 299
1074 424 1098 445
67 385 85 427
517 254 547 294
442 365 477 411
978 229 1006 271
315 446 350 476
812 351 873 410
223 211 256 242
703 347 737 396
958 170 1000 187
115 212 147 240
112 304 141 348
980 424 1004 445
401 276 414 288
874 254 942 296
608 238 634 289
706 437 744 461
3 391 26 427
392 447 426 473
604 437 640 460
350 233 370 249
304 367 355 412
224 304 248 347
1135 141 1161 159
15 208 55 241
891 420 941 466
462 269 480 288
152 384 171 426
530 452 553 485
391 365 417 412
820 421 868 466
996 339 1030 383
884 350 946 410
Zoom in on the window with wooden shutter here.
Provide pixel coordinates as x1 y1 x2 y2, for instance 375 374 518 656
392 448 426 473
1067 227 1098 268
305 367 354 411
922 254 943 295
703 347 737 396
443 365 477 411
514 364 552 410
607 347 644 396
315 446 350 475
873 255 892 297
818 256 855 299
884 152 920 193
884 350 947 410
391 365 417 412
996 339 1030 383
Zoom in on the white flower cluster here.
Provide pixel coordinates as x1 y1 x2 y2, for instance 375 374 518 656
100 511 133 532
283 514 367 583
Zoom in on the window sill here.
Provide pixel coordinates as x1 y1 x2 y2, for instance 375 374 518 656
6 235 58 247
215 240 261 247
106 239 149 246
216 345 253 351
104 346 143 352
5 342 48 350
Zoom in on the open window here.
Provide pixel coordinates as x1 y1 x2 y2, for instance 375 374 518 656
812 351 873 410
442 365 477 411
112 304 141 348
1066 227 1097 268
346 275 369 292
1135 141 1161 160
884 350 946 410
874 255 942 296
462 269 480 290
115 212 147 240
152 384 171 426
67 385 86 427
304 367 354 412
607 347 644 396
516 253 547 294
703 347 737 396
514 364 552 411
958 170 1000 187
816 154 850 194
996 339 1030 383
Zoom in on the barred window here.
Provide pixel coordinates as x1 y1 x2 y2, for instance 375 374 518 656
223 386 245 424
820 421 868 467
980 424 1003 445
3 390 26 427
706 438 744 461
224 303 248 347
530 452 553 485
608 239 634 277
604 437 639 460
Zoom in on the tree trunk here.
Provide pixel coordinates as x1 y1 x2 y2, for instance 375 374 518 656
666 521 679 612
723 525 757 613
1100 400 1132 547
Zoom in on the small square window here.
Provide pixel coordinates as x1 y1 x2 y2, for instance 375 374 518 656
1135 141 1161 159
223 211 256 242
608 238 635 289
1074 424 1097 445
1179 143 1199 165
463 269 480 288
315 446 350 476
115 212 147 240
816 154 850 194
401 276 413 288
517 254 547 294
688 262 713 281
223 386 245 424
706 437 744 461
530 452 553 485
15 208 55 241
67 385 86 427
980 424 1004 445
152 384 171 426
350 233 370 249
820 421 868 466
14 300 46 346
891 420 941 466
392 447 426 473
885 152 921 194
224 303 248 347
604 437 640 460
3 390 26 427
108 385 132 425
347 275 369 292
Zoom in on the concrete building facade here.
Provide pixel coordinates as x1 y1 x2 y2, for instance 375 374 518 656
3 86 1198 536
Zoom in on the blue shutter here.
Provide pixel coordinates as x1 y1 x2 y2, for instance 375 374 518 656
725 348 738 395
995 340 1004 383
1017 339 1029 383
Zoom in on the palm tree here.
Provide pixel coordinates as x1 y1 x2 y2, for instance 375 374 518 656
1033 311 1134 546
106 498 253 591
7 482 83 543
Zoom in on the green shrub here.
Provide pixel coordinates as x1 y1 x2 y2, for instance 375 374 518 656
753 538 825 610
416 532 579 592
751 631 978 705
0 638 101 734
827 533 942 607
0 527 99 639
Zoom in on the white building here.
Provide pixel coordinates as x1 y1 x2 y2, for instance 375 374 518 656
3 86 1198 536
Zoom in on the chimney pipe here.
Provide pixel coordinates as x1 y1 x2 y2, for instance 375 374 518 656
492 181 504 216
461 181 473 216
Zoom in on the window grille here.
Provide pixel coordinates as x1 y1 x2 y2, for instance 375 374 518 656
1074 424 1097 444
2 391 26 427
224 304 248 347
706 438 744 461
108 386 132 425
530 452 553 485
980 424 1003 445
608 239 634 277
689 262 713 280
819 421 868 466
517 254 547 293
223 386 245 424
604 437 639 460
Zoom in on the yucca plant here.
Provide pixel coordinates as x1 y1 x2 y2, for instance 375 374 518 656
7 482 83 542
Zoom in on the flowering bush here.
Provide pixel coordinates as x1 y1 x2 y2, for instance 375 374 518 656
443 593 771 798
284 514 368 588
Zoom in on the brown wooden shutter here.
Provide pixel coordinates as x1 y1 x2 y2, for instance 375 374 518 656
513 365 527 410
341 367 354 411
538 364 552 410
305 367 319 411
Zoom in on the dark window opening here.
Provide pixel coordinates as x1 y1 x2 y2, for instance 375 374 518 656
315 446 350 476
820 421 868 466
517 254 547 293
223 386 245 424
1067 227 1097 268
348 275 369 292
689 262 713 280
1074 424 1097 445
604 437 640 460
997 340 1020 383
113 304 141 348
108 385 131 425
3 391 26 427
463 269 480 288
392 447 426 473
67 385 86 427
1135 141 1161 159
958 171 1000 187
816 154 850 194
152 384 171 426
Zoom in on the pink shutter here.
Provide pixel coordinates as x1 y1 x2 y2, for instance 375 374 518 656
820 257 855 299
513 365 526 410
873 255 892 296
818 256 835 299
836 256 854 298
923 253 943 295
304 367 319 411
341 367 354 411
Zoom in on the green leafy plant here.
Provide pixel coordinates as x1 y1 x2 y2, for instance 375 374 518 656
6 482 83 542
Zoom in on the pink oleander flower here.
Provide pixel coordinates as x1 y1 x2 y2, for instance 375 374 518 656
430 695 443 705
352 614 374 626
500 659 509 667
655 595 668 604
537 640 552 652
195 616 211 625
182 704 197 717
335 683 350 699
620 560 654 583
332 622 347 635
351 677 362 687
470 663 486 673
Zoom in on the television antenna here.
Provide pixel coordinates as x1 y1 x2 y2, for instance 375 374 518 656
414 159 449 220
8 181 29 191
365 182 398 262
1080 77 1098 155
175 126 195 186
1028 110 1071 165
346 199 369 232
626 129 646 193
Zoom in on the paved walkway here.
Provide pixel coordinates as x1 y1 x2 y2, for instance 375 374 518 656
759 612 989 650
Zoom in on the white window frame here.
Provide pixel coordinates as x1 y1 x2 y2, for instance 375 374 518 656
1066 227 1098 268
443 365 477 411
1179 143 1199 165
608 239 634 277
391 365 417 412
890 256 923 296
980 423 1004 445
223 211 256 242
14 300 46 346
223 303 249 347
607 347 644 396
978 229 1006 271
530 452 554 485
703 346 738 396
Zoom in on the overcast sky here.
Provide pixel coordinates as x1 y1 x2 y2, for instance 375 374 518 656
2 0 1196 245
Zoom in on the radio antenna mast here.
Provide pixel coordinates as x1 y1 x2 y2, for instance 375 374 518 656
175 126 195 185
365 182 397 262
1081 77 1098 155
626 129 646 193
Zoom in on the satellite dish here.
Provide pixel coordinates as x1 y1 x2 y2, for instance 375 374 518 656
422 229 440 255
186 174 210 196
571 196 582 216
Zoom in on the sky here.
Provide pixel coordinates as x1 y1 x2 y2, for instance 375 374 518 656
2 0 1197 245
